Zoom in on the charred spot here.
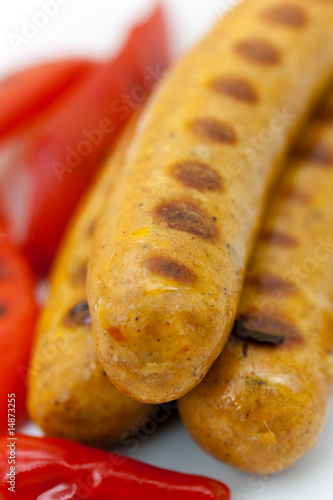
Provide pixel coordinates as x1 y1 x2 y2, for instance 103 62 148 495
232 313 304 347
307 144 333 166
260 229 298 247
71 263 88 286
86 220 97 237
280 186 311 204
235 39 280 65
145 254 196 285
292 142 333 167
211 76 258 103
262 4 307 27
247 273 295 294
153 200 218 240
107 326 125 343
232 317 284 345
191 118 237 144
243 343 249 356
65 301 91 327
171 161 223 192
313 103 333 123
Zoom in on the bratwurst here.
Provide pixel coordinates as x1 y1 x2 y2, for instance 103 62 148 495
28 117 153 445
179 89 333 474
88 0 333 403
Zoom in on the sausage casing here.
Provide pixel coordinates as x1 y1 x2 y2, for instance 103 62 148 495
27 116 153 445
88 0 333 403
179 90 333 474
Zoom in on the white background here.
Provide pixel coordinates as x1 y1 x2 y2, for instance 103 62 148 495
1 1 332 499
0 0 229 76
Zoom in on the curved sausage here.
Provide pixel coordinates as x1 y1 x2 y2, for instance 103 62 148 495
179 89 333 474
27 116 154 445
88 0 333 403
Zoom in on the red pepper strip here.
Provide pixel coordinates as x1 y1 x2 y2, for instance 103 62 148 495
21 6 170 275
0 219 38 433
0 434 230 500
122 5 169 83
0 59 97 140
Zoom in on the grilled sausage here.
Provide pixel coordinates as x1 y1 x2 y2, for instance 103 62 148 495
179 89 333 474
27 116 154 445
88 0 333 403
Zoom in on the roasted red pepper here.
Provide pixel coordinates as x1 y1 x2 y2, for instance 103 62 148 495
0 218 38 433
0 59 96 140
0 434 230 499
20 5 169 275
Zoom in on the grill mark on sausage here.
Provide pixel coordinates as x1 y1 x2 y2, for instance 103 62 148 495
313 103 333 123
232 317 284 345
171 161 223 192
0 305 6 316
86 220 97 237
232 313 304 347
235 39 280 65
308 144 333 165
145 254 196 285
280 186 312 204
64 301 91 327
247 273 295 294
292 142 333 167
211 77 258 103
262 4 307 27
71 263 88 286
153 200 218 240
107 326 125 343
191 118 237 144
260 230 298 247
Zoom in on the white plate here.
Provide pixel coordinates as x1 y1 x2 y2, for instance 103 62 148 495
2 1 332 498
22 401 333 500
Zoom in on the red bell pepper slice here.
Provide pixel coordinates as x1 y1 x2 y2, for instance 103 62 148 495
0 59 97 140
0 434 230 500
20 5 170 275
0 218 38 433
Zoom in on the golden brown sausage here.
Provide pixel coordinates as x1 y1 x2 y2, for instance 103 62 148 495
179 89 333 474
27 116 153 445
88 0 333 403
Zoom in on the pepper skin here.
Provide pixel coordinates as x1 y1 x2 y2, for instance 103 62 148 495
0 218 38 433
0 434 230 500
22 6 169 275
0 59 96 140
